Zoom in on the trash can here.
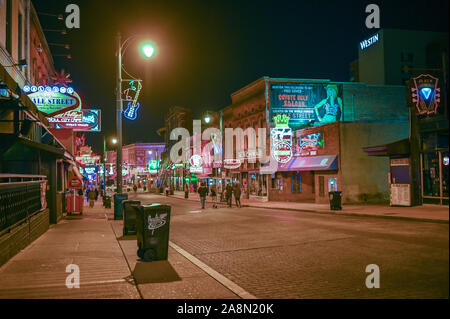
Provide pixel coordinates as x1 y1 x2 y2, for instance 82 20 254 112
103 195 112 208
113 193 129 220
136 204 171 262
122 200 141 235
329 191 342 210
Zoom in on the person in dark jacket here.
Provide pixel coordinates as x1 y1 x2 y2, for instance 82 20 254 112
198 182 209 209
210 185 218 208
225 183 233 208
88 189 96 207
94 188 99 201
233 183 242 208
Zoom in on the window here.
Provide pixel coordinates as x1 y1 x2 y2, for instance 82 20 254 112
292 174 301 193
319 176 324 197
6 0 12 54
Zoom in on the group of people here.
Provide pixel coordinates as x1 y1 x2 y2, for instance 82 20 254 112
197 182 242 209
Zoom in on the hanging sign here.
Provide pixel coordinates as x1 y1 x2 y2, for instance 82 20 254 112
189 155 203 173
271 114 293 163
68 176 83 189
76 154 101 165
410 74 441 115
123 80 142 120
24 85 81 117
54 109 101 131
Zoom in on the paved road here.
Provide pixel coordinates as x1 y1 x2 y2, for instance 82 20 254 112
130 193 449 299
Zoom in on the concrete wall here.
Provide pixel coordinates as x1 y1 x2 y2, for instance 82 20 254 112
342 82 408 122
339 121 409 204
0 208 49 267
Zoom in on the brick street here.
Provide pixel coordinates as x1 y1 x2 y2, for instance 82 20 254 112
135 193 449 299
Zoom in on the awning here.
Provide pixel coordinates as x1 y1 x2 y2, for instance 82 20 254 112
363 138 410 157
288 155 338 171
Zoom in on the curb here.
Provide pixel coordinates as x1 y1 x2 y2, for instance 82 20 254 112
163 194 448 224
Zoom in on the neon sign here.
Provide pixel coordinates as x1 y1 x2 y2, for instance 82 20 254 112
54 109 101 132
294 132 324 156
148 160 160 173
25 85 81 117
76 155 101 165
271 114 293 163
189 155 203 173
123 80 142 120
410 74 441 115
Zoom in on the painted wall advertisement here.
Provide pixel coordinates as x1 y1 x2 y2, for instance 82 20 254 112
269 82 343 127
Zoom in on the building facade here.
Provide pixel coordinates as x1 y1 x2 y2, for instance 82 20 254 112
217 77 409 204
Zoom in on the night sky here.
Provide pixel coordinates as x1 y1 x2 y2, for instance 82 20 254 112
32 0 449 154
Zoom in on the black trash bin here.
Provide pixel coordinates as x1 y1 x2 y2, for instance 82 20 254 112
103 195 112 208
136 204 171 262
329 191 342 210
113 193 129 220
122 200 141 235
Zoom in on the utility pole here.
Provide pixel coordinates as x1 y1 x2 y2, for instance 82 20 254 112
116 32 123 194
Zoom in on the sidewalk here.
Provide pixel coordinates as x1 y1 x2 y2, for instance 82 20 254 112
0 201 239 299
169 191 449 223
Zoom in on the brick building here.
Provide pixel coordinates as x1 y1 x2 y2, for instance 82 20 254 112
219 77 409 204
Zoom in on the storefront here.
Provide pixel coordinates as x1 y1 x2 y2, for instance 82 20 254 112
420 131 449 205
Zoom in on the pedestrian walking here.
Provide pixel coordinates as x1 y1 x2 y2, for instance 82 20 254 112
133 184 138 193
94 188 99 201
211 184 218 208
225 183 233 208
88 189 96 208
233 182 242 208
198 182 209 209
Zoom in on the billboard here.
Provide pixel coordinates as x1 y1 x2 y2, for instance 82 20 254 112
269 82 343 127
53 109 101 132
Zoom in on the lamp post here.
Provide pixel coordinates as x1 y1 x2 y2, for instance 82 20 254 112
115 32 155 194
103 137 117 195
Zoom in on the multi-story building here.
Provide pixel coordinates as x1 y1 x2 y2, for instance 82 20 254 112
105 142 165 188
351 29 448 85
217 77 409 204
353 29 449 206
0 0 77 266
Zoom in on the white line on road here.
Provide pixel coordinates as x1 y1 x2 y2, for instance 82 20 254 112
169 241 257 299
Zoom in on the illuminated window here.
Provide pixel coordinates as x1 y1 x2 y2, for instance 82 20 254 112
291 175 301 193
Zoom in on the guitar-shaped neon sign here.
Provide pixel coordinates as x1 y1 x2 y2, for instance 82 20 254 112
123 80 142 120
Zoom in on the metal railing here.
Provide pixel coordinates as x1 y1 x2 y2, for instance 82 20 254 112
0 176 46 233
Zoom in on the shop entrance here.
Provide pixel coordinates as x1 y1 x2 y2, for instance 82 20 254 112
421 150 449 205
249 173 268 201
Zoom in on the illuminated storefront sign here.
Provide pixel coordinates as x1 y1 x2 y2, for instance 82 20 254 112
76 154 101 165
54 109 101 131
223 158 241 169
83 166 98 175
148 160 160 173
294 132 324 156
359 33 379 50
271 114 293 163
410 74 441 115
25 85 81 117
189 155 203 173
269 82 343 127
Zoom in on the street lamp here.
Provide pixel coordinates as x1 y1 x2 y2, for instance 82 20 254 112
116 33 155 194
204 114 211 124
111 138 118 145
103 137 117 195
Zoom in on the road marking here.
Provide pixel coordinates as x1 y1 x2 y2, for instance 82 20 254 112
169 241 257 299
186 210 202 214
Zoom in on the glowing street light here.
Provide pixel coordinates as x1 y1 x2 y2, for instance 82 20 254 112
204 115 211 124
111 138 118 144
141 43 155 58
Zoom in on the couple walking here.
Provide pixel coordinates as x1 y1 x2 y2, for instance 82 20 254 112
225 182 242 208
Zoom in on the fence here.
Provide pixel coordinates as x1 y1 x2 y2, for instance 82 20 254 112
0 175 46 233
